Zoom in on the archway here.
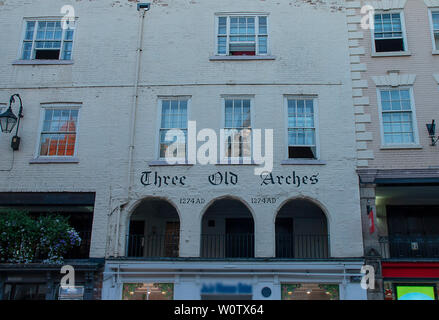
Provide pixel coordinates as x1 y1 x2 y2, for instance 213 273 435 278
275 199 328 258
201 198 254 258
127 198 180 258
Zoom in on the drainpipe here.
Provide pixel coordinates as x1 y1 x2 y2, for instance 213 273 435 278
127 4 150 199
114 3 150 258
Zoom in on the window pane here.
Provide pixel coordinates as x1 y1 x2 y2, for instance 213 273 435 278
258 36 267 54
217 36 226 54
259 16 267 34
22 42 33 60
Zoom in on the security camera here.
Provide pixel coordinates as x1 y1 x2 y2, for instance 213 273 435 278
137 3 151 11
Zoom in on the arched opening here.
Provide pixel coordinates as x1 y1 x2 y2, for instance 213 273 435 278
127 198 180 258
201 198 254 258
275 199 329 258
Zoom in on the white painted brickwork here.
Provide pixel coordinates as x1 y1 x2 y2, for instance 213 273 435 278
0 0 364 262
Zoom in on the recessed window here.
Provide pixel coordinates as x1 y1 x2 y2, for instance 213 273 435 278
159 98 188 160
217 15 268 56
21 20 74 61
38 107 79 157
374 13 406 53
379 89 417 145
430 11 439 51
287 98 317 159
224 98 252 159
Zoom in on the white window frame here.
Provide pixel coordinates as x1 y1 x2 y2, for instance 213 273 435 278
371 10 409 55
18 17 77 61
284 95 320 160
220 95 254 163
428 9 439 53
214 13 269 56
376 86 420 148
35 103 81 159
156 96 191 162
0 104 5 135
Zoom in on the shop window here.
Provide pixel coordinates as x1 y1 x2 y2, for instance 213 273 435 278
373 12 407 53
20 20 75 61
395 285 437 300
281 283 339 300
122 283 174 300
38 106 80 157
216 15 268 56
4 283 47 300
286 98 317 159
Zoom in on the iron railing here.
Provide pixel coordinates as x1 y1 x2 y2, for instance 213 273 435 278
126 233 330 259
379 236 439 259
201 234 255 258
275 234 329 259
127 233 179 258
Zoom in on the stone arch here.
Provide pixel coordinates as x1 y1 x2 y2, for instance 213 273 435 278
274 197 329 258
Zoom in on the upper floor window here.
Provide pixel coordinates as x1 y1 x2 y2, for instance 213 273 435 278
378 88 418 145
224 98 252 159
216 15 268 56
159 98 188 160
287 98 317 159
21 20 74 61
373 12 407 53
430 11 439 51
38 107 79 157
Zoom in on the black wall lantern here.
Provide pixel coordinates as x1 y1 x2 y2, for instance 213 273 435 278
426 120 439 146
0 94 24 151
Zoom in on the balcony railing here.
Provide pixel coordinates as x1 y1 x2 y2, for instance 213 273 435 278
126 233 329 259
127 233 179 258
276 234 329 259
379 236 439 259
201 233 255 258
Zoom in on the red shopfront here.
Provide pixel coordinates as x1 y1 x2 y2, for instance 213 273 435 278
382 262 439 300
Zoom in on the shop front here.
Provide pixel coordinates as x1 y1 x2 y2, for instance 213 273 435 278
358 169 439 300
103 260 366 300
0 192 103 300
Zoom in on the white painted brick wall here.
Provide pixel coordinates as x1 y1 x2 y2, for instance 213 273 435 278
0 0 364 259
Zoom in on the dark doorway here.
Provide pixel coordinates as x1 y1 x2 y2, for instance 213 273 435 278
387 206 439 258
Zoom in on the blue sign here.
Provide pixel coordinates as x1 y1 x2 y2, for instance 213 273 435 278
201 283 252 295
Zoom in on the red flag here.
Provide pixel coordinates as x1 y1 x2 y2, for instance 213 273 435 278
367 205 375 234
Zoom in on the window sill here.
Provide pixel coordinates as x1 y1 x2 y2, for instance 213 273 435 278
209 55 276 61
29 157 79 164
281 159 327 165
371 51 411 57
379 144 423 150
148 160 194 166
13 60 74 65
432 50 439 55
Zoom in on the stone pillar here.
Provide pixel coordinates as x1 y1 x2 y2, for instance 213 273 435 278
359 182 383 300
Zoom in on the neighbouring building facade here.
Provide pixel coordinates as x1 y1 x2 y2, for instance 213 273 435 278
347 0 439 300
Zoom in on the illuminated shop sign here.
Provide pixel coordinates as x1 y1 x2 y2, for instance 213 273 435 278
140 171 319 188
396 285 436 300
201 283 252 295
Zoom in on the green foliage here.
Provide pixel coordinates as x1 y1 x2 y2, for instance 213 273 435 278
0 210 81 264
